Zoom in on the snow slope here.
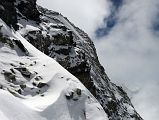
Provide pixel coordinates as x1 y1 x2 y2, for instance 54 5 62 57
0 19 108 120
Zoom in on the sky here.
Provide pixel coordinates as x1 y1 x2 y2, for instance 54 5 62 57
37 0 159 120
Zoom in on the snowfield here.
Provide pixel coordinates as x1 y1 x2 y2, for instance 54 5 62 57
0 19 108 120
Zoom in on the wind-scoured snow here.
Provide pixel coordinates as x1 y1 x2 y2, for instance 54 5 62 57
0 19 108 120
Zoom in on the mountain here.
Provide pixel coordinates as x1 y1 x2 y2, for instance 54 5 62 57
0 0 143 120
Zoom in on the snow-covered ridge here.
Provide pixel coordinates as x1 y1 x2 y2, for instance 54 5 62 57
0 19 108 120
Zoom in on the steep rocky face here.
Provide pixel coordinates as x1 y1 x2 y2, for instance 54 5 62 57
16 0 40 21
0 0 18 30
0 1 143 120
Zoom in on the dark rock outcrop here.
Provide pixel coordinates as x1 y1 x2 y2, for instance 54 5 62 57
0 0 18 30
16 0 40 21
14 67 32 78
2 70 16 82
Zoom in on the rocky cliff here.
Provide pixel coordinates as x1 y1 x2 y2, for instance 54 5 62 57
0 0 143 120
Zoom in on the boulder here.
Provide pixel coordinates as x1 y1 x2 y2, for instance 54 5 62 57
15 67 32 78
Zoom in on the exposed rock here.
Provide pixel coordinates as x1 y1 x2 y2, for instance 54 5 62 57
0 33 14 48
0 0 18 30
20 84 26 89
53 32 74 45
37 82 48 88
65 91 74 100
35 76 42 81
76 88 82 96
16 0 40 21
65 88 82 101
2 70 16 82
15 67 32 78
13 40 28 54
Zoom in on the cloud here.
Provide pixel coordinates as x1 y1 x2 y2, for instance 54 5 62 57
37 0 109 37
132 84 159 120
95 0 159 119
96 0 124 37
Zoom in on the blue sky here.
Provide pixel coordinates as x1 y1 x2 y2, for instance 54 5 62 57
96 0 123 37
37 0 159 119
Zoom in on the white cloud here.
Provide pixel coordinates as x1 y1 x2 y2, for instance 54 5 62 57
95 0 159 119
37 0 109 37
